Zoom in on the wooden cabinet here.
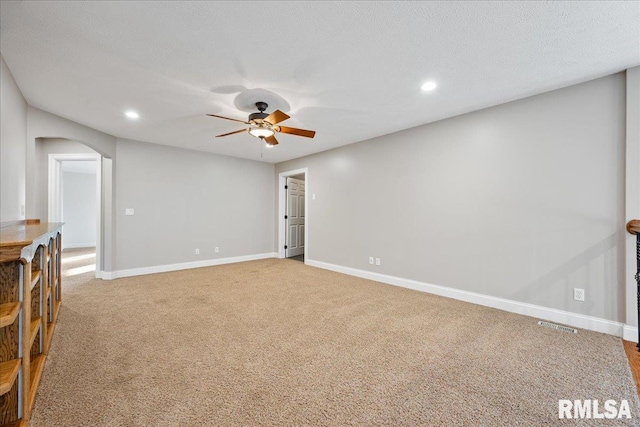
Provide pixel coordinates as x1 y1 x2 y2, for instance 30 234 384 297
0 220 62 427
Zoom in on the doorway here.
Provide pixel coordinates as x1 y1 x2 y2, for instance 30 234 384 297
278 168 308 262
60 160 98 277
286 174 305 261
48 153 102 278
61 160 97 249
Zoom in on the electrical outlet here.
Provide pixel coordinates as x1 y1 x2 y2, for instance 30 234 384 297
125 208 134 216
369 257 374 265
375 258 381 266
574 288 585 302
195 248 200 255
215 247 219 253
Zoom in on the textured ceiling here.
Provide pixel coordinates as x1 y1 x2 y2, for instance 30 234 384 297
1 1 638 163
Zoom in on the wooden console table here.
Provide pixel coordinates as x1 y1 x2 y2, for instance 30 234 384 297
0 219 63 426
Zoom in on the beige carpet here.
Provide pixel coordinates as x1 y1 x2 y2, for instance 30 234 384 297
30 254 639 426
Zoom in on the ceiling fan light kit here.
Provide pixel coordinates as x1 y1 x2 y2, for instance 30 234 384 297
208 102 316 147
248 128 275 138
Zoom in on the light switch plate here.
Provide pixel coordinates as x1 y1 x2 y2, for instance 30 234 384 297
125 208 134 216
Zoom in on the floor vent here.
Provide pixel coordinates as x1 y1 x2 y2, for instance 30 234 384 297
537 321 577 334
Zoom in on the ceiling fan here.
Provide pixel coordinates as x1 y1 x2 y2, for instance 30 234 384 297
207 102 316 146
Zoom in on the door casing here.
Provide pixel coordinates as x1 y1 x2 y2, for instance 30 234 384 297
285 177 305 257
278 168 308 260
48 153 104 277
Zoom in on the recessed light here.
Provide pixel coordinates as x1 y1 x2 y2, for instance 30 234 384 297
125 111 139 119
420 81 437 92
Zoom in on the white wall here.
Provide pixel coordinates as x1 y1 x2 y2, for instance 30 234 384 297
0 55 27 221
62 169 97 248
35 138 97 221
26 107 116 275
276 72 626 325
26 106 116 217
625 66 640 338
115 138 275 271
5 45 635 338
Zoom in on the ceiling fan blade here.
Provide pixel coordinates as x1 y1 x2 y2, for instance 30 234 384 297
264 110 290 125
207 114 250 124
265 135 279 146
216 129 247 137
278 126 316 138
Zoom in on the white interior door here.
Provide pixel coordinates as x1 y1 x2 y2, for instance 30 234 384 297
286 177 305 257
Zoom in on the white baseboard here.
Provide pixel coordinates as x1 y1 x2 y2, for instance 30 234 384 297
101 252 278 280
305 259 629 338
62 243 96 249
623 325 639 342
97 254 634 340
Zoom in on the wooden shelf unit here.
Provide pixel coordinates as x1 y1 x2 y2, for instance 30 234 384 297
29 271 40 291
28 318 41 349
0 303 20 328
0 220 63 426
27 355 45 407
0 359 21 396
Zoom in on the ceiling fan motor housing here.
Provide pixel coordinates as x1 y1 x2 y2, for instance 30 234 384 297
208 100 315 144
249 102 269 123
249 111 269 122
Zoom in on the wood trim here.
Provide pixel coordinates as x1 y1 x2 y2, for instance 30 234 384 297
29 271 41 291
52 301 61 325
624 340 640 397
627 219 640 234
28 318 41 349
0 223 63 264
44 320 57 354
0 302 20 328
0 220 40 230
40 245 48 355
0 247 22 264
0 222 62 424
0 223 63 249
26 355 45 413
21 263 31 422
0 359 21 396
56 234 62 303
